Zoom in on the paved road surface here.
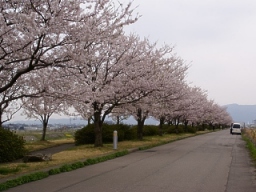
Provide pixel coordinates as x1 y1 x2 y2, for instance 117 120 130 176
6 130 256 192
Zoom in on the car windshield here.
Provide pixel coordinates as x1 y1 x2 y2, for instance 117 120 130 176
233 124 240 128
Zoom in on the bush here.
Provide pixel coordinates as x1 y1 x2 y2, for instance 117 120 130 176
187 126 197 133
102 124 134 142
48 168 61 175
102 124 117 143
143 125 158 136
0 128 27 163
196 124 211 131
105 124 128 141
74 124 95 145
59 164 73 172
123 126 137 140
166 125 184 134
75 124 137 145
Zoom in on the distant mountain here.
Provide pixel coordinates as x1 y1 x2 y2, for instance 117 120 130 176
225 104 256 124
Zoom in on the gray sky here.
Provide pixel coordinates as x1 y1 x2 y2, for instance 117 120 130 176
124 0 256 105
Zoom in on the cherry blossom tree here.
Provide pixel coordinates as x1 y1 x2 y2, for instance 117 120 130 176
150 76 233 133
124 100 150 140
187 97 232 130
109 106 130 125
152 86 188 136
22 69 66 141
0 94 21 127
217 106 233 127
68 34 171 146
169 86 208 132
0 0 138 122
129 53 188 139
203 102 232 129
0 85 21 126
0 75 42 126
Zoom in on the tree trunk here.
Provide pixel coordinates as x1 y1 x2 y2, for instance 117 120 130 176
202 123 205 130
116 116 120 125
94 111 103 147
88 116 91 125
210 123 214 131
0 115 2 128
136 108 146 140
137 119 145 140
175 118 180 134
184 120 188 132
159 116 165 136
167 120 173 126
0 109 4 127
41 119 48 141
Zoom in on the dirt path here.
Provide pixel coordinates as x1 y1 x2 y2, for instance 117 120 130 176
29 143 76 155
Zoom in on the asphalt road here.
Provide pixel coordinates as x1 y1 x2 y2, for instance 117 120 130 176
6 130 256 192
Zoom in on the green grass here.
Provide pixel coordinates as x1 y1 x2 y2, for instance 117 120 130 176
0 172 49 191
242 128 256 163
0 167 20 175
243 135 256 162
0 164 29 175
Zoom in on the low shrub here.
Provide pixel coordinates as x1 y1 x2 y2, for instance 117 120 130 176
166 125 184 134
102 124 134 142
194 124 215 131
59 164 73 172
49 162 84 175
48 168 61 175
123 126 137 140
74 124 94 145
0 128 27 163
83 150 128 165
143 125 158 136
75 124 137 145
102 124 122 143
71 162 84 169
187 126 197 133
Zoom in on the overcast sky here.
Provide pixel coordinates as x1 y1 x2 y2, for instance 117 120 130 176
123 0 256 105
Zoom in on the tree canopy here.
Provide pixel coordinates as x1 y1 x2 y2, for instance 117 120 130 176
0 0 232 146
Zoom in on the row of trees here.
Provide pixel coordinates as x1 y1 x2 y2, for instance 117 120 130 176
0 0 232 147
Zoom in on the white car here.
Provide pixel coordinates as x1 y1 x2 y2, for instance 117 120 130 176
231 123 242 135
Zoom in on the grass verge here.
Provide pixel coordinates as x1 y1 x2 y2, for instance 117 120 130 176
242 128 256 163
242 135 256 163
